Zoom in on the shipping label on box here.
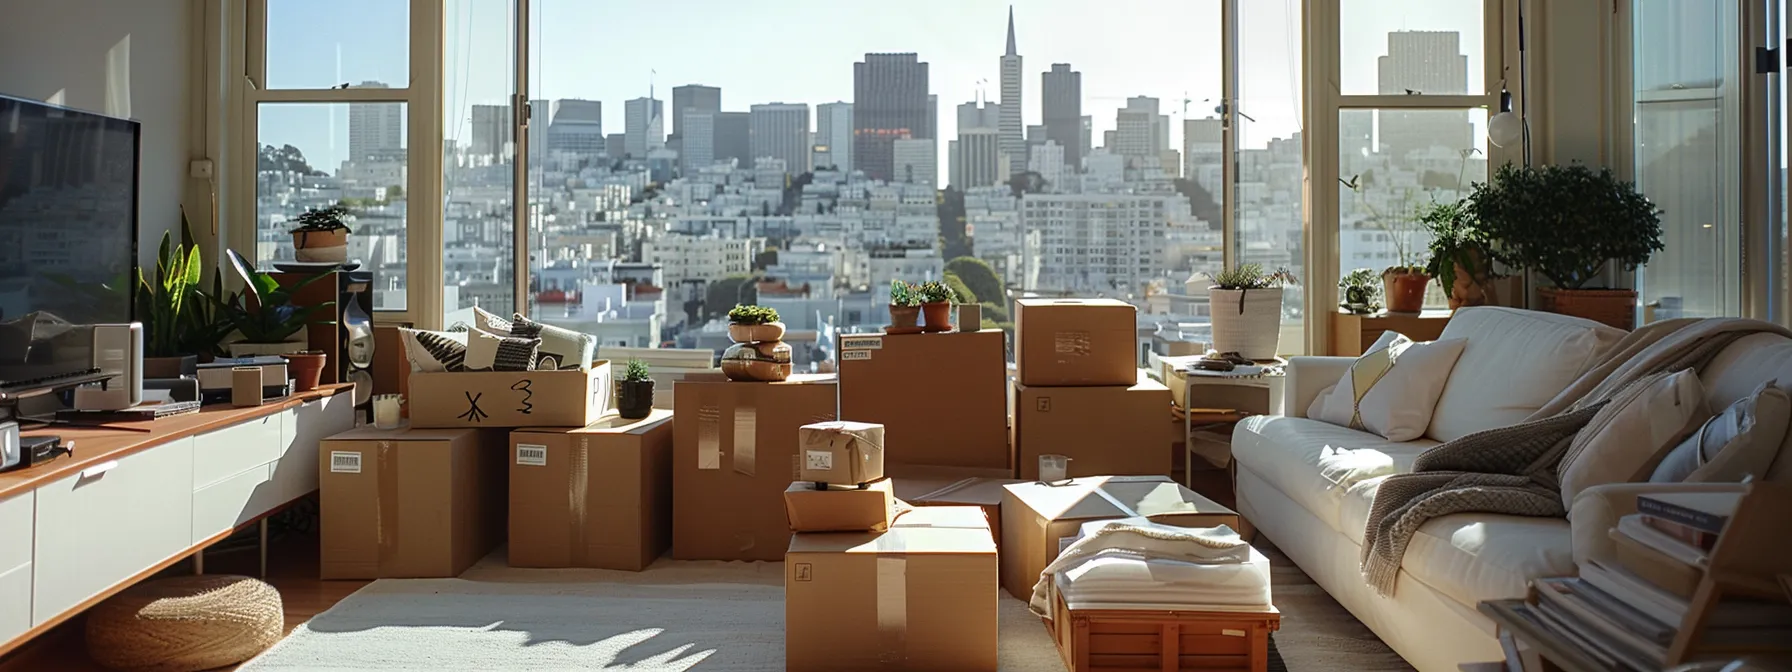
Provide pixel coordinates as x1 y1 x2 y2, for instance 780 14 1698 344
408 362 613 429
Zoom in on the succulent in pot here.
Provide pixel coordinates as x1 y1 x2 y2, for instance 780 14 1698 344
290 202 353 263
887 280 923 334
726 304 785 343
916 280 957 332
616 358 654 419
1338 268 1381 315
1206 264 1297 361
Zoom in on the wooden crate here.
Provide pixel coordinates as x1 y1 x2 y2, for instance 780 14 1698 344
1052 593 1280 672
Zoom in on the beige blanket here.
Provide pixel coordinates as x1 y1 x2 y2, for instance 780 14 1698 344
1360 317 1789 595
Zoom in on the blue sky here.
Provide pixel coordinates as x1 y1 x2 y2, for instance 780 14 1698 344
263 0 1490 172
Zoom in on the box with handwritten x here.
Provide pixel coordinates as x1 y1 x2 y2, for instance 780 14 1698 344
408 361 614 429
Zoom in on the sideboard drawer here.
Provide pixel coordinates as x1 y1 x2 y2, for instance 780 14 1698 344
193 411 282 489
0 491 33 644
33 440 193 625
274 394 354 502
192 463 276 545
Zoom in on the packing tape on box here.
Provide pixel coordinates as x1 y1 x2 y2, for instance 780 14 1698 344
376 440 398 572
874 554 908 667
696 395 759 476
733 398 757 476
568 437 591 567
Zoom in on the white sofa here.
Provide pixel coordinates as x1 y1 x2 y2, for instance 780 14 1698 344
1231 307 1792 671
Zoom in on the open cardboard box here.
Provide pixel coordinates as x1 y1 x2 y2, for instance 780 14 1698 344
409 361 613 429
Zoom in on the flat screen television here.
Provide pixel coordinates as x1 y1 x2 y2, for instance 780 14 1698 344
0 94 140 385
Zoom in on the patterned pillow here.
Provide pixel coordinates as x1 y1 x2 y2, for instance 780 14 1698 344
468 306 513 336
397 327 467 372
509 312 596 371
464 329 540 372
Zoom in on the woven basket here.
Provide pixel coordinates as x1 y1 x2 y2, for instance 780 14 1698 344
86 575 283 672
1208 287 1283 360
1538 287 1636 331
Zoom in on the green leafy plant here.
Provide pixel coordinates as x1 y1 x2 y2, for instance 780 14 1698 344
622 358 651 382
291 202 353 233
1207 264 1299 290
1338 268 1382 313
1469 163 1664 289
1421 198 1496 298
889 280 922 307
135 213 237 358
916 280 956 304
221 250 336 344
726 304 780 325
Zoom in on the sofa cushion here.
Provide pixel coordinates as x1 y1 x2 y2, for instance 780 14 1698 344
1427 307 1626 443
1697 332 1792 483
1652 379 1790 483
1310 332 1467 442
1232 416 1434 534
1560 370 1710 508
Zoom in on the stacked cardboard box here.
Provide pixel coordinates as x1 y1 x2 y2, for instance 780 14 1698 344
1012 299 1174 480
319 426 509 579
507 410 674 571
1000 476 1238 600
784 421 895 533
838 329 1010 470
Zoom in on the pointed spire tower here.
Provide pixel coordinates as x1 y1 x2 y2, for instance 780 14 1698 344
999 5 1026 178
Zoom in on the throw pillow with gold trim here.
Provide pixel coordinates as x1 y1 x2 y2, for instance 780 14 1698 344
1309 331 1468 441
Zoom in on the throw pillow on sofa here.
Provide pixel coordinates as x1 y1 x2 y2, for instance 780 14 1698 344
1307 331 1467 442
1650 380 1790 483
1560 369 1711 510
1426 307 1627 443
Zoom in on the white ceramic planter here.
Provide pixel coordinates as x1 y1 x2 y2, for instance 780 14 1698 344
1208 287 1283 360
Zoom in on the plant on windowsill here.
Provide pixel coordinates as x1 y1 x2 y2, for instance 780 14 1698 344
220 249 337 357
726 304 785 343
916 280 957 332
887 280 924 335
1469 163 1663 330
1338 268 1382 315
1206 264 1298 361
289 202 353 264
616 358 654 420
1421 197 1505 311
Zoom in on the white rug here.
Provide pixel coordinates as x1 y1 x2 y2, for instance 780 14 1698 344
242 552 1067 671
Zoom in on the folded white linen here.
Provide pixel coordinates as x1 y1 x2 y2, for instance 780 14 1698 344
1028 517 1255 618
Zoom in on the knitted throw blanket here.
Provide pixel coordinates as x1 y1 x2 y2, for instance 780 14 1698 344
1359 318 1791 596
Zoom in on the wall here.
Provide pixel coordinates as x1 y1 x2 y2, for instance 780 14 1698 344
1529 0 1613 167
0 0 194 268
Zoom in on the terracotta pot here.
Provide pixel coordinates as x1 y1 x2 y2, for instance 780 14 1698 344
889 305 922 331
617 379 654 419
281 351 327 392
1538 287 1636 330
921 301 953 330
1383 272 1431 314
727 321 786 344
143 355 197 379
721 341 793 381
292 228 348 250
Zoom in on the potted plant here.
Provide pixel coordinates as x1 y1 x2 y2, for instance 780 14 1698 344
290 203 352 263
221 250 337 356
1206 264 1297 361
887 280 923 334
917 280 956 332
1470 163 1664 329
1422 198 1501 310
726 304 785 343
617 358 654 419
1338 268 1381 315
136 225 236 378
1381 265 1431 314
282 351 328 392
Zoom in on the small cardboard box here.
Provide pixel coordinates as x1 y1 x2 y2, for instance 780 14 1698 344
408 362 614 429
904 475 1026 553
507 410 673 571
796 420 886 485
1015 299 1138 387
1000 476 1237 600
783 478 896 533
672 374 838 561
838 330 1010 469
319 426 507 580
785 506 998 672
1011 371 1174 480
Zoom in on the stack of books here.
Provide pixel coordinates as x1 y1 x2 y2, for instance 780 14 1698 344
1512 491 1792 670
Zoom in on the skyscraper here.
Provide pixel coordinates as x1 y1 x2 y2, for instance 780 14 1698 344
954 129 1004 189
957 101 1001 132
817 102 854 172
750 103 811 177
1118 96 1168 156
1042 64 1082 170
892 138 937 186
713 111 751 168
348 81 403 163
853 53 931 182
623 97 664 158
682 112 715 175
469 104 511 159
545 99 603 157
1377 31 1471 158
1183 117 1223 189
671 85 722 140
999 7 1025 177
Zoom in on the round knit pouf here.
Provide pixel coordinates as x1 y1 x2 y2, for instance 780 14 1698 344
85 575 283 672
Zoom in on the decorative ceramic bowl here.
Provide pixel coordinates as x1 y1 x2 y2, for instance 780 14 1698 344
720 341 793 382
727 321 787 344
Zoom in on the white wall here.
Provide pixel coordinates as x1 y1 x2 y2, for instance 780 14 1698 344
0 0 193 268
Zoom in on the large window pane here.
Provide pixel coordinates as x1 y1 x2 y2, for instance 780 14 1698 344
1237 0 1305 354
265 0 410 91
443 0 517 321
1336 108 1488 310
256 102 409 310
1339 0 1484 97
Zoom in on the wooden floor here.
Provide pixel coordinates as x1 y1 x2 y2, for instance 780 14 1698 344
0 524 366 672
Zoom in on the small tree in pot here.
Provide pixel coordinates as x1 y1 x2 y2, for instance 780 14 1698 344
290 203 353 263
616 358 654 419
1470 163 1663 329
726 304 784 343
1207 264 1298 361
887 280 923 334
916 280 957 332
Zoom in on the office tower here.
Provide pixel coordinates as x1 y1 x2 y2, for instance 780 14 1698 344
545 99 604 157
750 103 811 176
713 111 752 168
682 112 715 175
947 140 961 189
348 81 403 163
1116 97 1168 157
854 53 931 182
892 138 937 186
957 101 1001 132
469 104 511 159
1378 31 1471 158
817 102 854 172
954 129 1004 189
671 84 722 140
1042 64 1082 170
623 97 665 158
605 133 626 159
999 7 1025 177
1028 140 1064 190
1080 116 1093 160
1183 117 1223 189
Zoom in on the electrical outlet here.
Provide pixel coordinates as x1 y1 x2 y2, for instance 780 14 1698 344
188 159 214 179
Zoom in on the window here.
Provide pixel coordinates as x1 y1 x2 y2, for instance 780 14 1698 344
443 0 518 320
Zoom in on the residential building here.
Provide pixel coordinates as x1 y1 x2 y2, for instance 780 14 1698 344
853 53 931 182
999 7 1026 177
1028 140 1065 191
750 103 811 177
1183 117 1223 191
641 234 764 305
347 81 402 163
1042 64 1082 169
1024 192 1189 295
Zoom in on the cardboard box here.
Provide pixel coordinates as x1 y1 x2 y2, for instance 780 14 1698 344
888 464 1019 503
838 330 1010 469
796 420 886 485
672 374 838 561
319 426 507 579
1011 372 1174 480
1015 299 1138 387
408 362 614 429
786 506 998 672
507 410 673 571
1000 476 1238 599
783 478 896 533
904 475 1026 553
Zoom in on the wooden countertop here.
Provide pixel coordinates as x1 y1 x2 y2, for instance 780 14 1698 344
0 384 354 500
